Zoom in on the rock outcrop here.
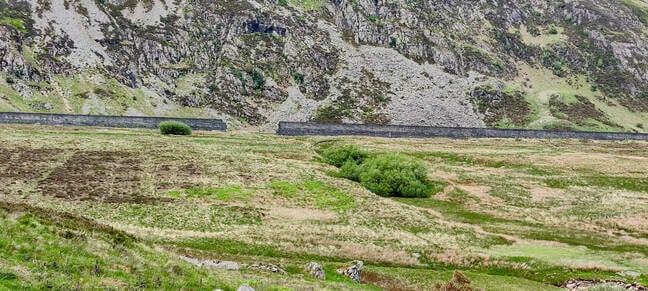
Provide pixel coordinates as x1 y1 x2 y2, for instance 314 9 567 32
0 0 647 130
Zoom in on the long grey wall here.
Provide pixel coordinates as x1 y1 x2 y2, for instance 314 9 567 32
277 122 648 141
0 112 227 131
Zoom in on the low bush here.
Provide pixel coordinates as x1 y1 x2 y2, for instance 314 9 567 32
321 145 434 198
359 154 432 198
159 121 192 135
338 159 364 181
321 145 369 168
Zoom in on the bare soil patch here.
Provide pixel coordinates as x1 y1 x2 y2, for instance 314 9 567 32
155 162 205 190
39 151 162 203
0 147 61 182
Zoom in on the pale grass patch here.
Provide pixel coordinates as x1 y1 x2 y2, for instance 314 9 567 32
456 184 502 205
431 170 458 181
563 261 625 273
98 278 129 288
529 152 648 175
8 264 31 281
528 185 565 202
267 206 338 222
519 24 567 47
603 214 648 233
427 250 491 266
314 242 420 265
484 244 629 272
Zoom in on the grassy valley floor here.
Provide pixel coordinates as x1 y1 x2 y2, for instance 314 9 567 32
0 124 647 290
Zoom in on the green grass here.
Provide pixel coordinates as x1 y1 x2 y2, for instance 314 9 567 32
270 180 356 211
488 184 533 207
0 207 232 290
0 17 26 33
305 180 357 211
409 151 563 176
446 188 481 203
287 0 325 10
397 192 648 258
545 176 648 192
80 203 263 232
523 228 648 257
169 185 252 202
322 266 379 290
392 197 537 227
270 181 300 197
368 266 561 291
485 244 648 273
171 238 289 259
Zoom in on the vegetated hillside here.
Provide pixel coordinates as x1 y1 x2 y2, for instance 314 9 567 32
0 0 647 131
1 124 648 290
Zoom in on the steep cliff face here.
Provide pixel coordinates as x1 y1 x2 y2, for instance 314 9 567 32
0 0 647 131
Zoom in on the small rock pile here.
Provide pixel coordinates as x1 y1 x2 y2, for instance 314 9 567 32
562 278 646 290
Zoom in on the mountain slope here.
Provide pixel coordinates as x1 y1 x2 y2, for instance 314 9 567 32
0 0 647 131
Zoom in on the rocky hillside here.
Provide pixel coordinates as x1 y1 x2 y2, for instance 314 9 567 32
1 0 647 131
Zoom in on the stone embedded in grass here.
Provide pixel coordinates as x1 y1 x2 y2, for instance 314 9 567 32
304 262 325 279
250 263 287 275
179 255 239 270
236 284 255 291
179 255 202 266
203 260 239 270
336 260 363 283
562 278 647 291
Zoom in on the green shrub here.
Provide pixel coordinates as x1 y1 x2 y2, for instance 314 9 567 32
320 145 436 198
321 145 369 168
358 154 432 198
292 72 305 84
548 25 558 34
0 17 26 33
251 69 265 90
338 159 364 181
159 121 192 135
